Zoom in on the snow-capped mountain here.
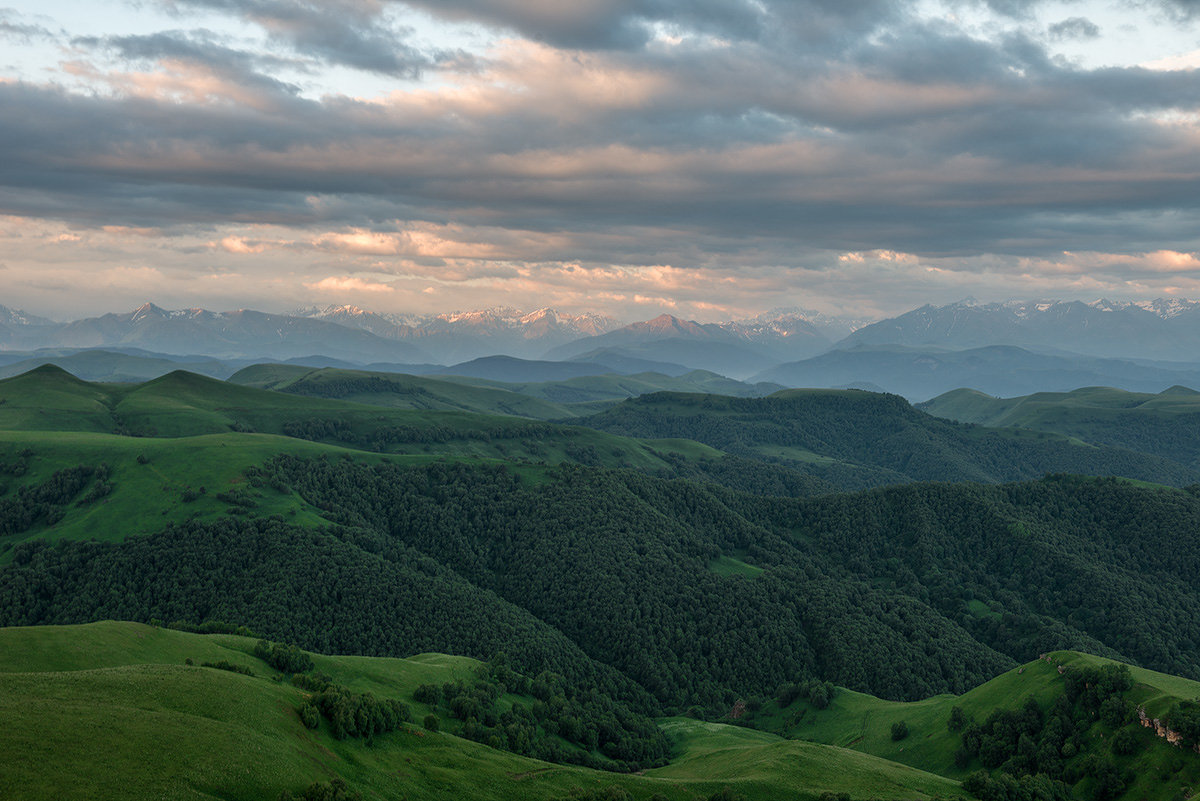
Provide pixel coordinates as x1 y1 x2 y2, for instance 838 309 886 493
0 305 55 328
292 305 417 339
838 298 1200 360
4 302 430 362
544 313 836 378
292 305 621 361
722 307 867 343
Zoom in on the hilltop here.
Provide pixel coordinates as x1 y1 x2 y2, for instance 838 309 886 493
919 385 1200 468
576 389 1200 487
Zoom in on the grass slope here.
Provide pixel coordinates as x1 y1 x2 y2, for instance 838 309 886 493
0 622 962 801
920 386 1200 467
0 349 236 382
435 369 783 406
0 365 722 477
750 651 1200 796
0 429 371 547
229 364 576 420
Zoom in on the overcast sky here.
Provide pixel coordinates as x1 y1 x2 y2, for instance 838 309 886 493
2 0 1200 321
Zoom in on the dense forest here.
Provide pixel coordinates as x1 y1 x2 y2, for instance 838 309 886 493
5 457 1200 715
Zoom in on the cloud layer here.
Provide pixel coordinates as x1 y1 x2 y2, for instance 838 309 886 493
1 0 1199 320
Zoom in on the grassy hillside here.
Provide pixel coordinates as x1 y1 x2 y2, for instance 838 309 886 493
435 369 783 405
0 365 722 474
0 349 237 382
745 651 1200 801
0 429 356 545
229 364 577 419
920 386 1200 468
0 621 963 801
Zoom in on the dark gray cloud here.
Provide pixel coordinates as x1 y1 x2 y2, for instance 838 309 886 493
1048 16 1100 40
75 30 305 99
2 0 1200 291
401 0 762 50
402 0 902 52
165 0 437 76
1141 0 1200 21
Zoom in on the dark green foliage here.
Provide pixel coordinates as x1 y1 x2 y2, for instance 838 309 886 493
413 683 440 705
958 667 1143 800
0 515 654 714
164 620 255 636
423 713 439 732
556 788 632 801
200 660 254 676
424 662 671 772
10 458 1200 717
299 701 320 730
949 706 968 731
311 685 411 741
1166 699 1200 748
775 678 836 710
0 465 95 534
1110 727 1138 756
962 770 1070 801
706 790 748 801
891 720 909 741
277 778 362 801
253 640 314 674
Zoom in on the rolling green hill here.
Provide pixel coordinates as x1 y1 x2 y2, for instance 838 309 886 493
0 621 963 801
229 363 783 417
0 349 238 382
744 651 1200 801
436 369 783 406
229 364 577 419
576 389 1200 487
6 367 1200 801
0 365 721 472
919 385 1200 468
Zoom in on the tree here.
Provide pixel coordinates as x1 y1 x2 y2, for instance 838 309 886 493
891 720 909 741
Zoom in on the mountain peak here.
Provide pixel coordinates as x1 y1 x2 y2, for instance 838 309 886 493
130 302 170 322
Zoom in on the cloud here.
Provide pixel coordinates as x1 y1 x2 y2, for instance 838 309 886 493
163 0 440 75
1047 17 1100 41
306 275 396 292
0 9 57 43
2 0 1200 320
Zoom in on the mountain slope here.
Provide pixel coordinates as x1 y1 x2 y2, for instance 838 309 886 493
11 303 430 362
545 314 831 378
839 298 1200 361
754 344 1200 401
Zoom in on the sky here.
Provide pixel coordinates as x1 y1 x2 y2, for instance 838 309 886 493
1 0 1200 322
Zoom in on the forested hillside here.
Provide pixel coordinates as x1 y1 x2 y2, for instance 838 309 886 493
921 386 1200 468
6 457 1200 714
576 390 1200 488
4 366 1200 800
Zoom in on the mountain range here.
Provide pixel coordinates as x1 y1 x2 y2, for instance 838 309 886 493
10 298 1200 395
842 298 1200 361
